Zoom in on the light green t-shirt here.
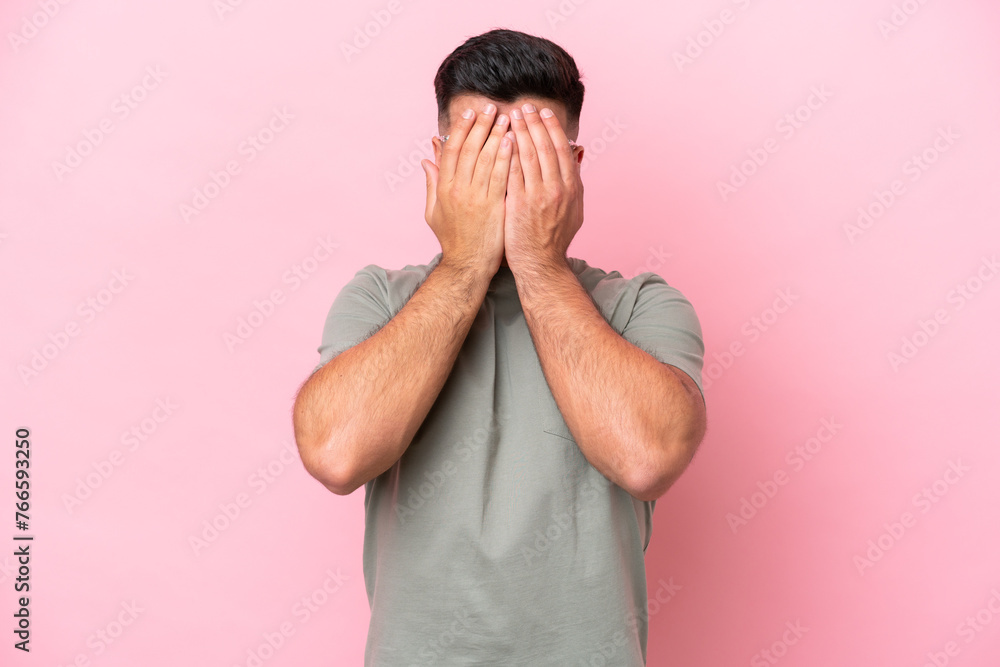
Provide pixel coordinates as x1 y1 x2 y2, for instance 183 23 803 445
312 252 705 666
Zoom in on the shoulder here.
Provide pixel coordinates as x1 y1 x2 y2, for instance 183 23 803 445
346 253 442 315
567 255 660 290
569 255 695 302
567 256 693 328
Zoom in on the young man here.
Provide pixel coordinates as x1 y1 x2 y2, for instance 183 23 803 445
292 28 707 666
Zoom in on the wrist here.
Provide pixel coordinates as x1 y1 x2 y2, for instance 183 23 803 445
436 255 495 290
507 251 569 277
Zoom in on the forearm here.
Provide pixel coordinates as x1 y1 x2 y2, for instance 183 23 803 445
293 260 491 494
515 258 704 501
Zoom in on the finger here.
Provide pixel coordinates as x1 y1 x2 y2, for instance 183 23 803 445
420 159 438 224
509 106 540 191
472 113 510 190
506 132 524 197
455 103 498 186
489 130 514 202
519 103 560 185
438 106 476 185
537 107 576 184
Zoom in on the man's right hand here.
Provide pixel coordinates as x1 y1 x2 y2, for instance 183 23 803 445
421 103 514 277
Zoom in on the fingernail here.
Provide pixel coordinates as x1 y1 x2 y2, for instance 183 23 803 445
522 103 535 113
462 108 474 119
511 108 523 120
540 108 553 118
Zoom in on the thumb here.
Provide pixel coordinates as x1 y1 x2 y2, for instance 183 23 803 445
420 159 438 225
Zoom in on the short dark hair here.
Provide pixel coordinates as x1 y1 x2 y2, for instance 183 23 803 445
433 28 585 135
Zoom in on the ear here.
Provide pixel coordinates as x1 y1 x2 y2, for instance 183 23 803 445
432 136 443 165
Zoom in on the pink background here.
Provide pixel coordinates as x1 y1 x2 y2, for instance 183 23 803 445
3 0 999 665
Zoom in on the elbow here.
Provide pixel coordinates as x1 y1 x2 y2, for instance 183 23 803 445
626 438 700 502
293 426 362 496
299 439 361 496
626 463 675 502
630 397 707 501
292 394 360 495
325 460 366 496
322 473 364 497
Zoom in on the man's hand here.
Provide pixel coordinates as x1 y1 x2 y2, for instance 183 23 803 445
421 104 514 277
504 103 583 271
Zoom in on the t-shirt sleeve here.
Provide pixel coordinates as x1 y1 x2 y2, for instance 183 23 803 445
311 265 392 375
620 274 705 401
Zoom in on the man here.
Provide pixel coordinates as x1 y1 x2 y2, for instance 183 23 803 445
292 28 707 666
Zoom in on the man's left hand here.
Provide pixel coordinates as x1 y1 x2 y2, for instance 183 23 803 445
504 103 584 270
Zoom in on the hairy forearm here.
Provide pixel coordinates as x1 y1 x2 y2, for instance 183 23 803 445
514 257 705 501
293 261 490 494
